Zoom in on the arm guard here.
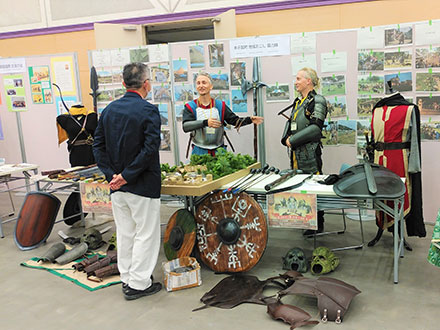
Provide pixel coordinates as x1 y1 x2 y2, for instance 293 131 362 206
182 120 206 133
310 95 328 125
289 124 322 149
224 105 252 127
91 263 120 279
55 243 88 265
72 254 99 271
85 256 111 275
281 120 291 146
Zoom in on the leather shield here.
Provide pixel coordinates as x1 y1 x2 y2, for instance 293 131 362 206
163 209 196 261
14 192 61 251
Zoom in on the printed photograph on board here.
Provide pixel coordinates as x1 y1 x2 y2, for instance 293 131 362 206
415 47 440 69
230 62 246 86
421 121 440 140
160 129 171 151
357 97 381 118
208 43 224 67
325 96 347 118
97 69 113 85
175 103 185 119
32 94 43 104
321 75 346 96
356 119 371 158
31 66 50 82
417 96 440 115
211 73 229 90
13 79 23 87
112 68 123 84
358 74 384 95
322 120 338 145
97 89 114 102
31 85 42 93
44 90 53 103
416 72 440 92
211 91 231 107
384 50 412 70
11 96 26 109
151 65 170 83
129 47 149 63
358 51 384 71
231 89 248 113
337 120 356 145
173 59 188 82
266 84 290 102
174 84 194 102
189 45 205 68
384 72 412 94
267 192 317 230
384 26 413 46
153 85 171 102
157 103 169 126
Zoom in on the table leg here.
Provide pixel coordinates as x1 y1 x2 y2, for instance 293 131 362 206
393 196 404 284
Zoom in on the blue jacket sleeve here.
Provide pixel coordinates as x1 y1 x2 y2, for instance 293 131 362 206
93 112 115 181
121 105 161 183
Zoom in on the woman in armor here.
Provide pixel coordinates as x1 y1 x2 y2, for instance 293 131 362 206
281 67 328 235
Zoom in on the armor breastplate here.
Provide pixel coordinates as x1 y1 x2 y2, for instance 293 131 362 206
192 105 224 150
290 99 312 134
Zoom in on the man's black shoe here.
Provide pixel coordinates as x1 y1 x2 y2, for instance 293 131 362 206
124 282 162 300
122 275 154 294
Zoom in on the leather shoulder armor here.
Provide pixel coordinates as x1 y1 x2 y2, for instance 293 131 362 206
311 94 328 122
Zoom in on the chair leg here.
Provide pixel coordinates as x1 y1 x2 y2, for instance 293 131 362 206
6 181 16 216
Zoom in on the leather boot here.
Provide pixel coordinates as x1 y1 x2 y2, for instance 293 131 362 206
303 211 324 236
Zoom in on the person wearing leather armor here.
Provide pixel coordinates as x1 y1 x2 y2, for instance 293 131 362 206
281 67 328 235
183 72 263 156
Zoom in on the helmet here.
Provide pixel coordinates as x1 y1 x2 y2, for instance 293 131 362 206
80 228 103 250
282 247 308 273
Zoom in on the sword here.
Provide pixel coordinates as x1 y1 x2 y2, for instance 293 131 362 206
264 169 302 191
241 57 267 161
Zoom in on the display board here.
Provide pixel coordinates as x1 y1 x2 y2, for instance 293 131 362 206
90 19 440 222
89 44 176 165
0 53 81 171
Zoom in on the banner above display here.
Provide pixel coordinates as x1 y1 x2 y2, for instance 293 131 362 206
230 35 290 58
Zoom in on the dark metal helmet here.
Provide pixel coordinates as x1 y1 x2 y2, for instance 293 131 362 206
80 228 103 250
282 247 308 273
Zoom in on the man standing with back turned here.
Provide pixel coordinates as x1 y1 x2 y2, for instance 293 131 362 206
93 62 162 300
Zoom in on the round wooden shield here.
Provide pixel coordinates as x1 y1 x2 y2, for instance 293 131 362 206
163 209 196 260
195 191 267 273
14 191 61 251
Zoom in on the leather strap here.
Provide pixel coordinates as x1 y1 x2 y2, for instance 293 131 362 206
374 141 410 151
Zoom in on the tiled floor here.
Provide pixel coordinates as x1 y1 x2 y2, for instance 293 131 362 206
0 192 438 330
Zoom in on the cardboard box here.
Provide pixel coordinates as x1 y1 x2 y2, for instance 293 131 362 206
163 257 202 292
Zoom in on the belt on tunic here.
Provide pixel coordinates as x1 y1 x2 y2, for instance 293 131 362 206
374 141 410 151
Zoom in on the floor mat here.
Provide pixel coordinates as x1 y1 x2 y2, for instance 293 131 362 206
21 256 120 291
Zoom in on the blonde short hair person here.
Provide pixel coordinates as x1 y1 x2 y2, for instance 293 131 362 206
281 67 328 235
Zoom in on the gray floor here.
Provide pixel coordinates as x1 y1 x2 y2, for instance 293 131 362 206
0 192 438 330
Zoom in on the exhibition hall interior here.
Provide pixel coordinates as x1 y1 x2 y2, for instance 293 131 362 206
0 1 439 329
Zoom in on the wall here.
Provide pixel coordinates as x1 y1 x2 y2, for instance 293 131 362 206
0 30 96 111
0 0 438 223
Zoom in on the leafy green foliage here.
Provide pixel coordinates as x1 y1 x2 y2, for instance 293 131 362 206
160 163 177 173
189 149 256 180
